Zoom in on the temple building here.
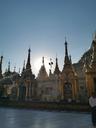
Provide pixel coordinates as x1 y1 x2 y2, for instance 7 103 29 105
84 33 96 97
0 61 20 99
36 57 60 101
0 49 37 100
18 48 37 100
0 32 96 103
60 40 78 101
73 32 96 101
0 56 3 79
36 40 79 102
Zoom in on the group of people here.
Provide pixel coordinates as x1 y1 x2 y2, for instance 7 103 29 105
89 92 96 127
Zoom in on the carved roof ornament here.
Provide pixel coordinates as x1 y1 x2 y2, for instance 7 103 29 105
65 37 68 57
42 56 44 66
8 61 10 72
26 48 31 70
37 57 48 80
54 56 60 75
64 39 71 66
23 60 25 70
0 56 3 78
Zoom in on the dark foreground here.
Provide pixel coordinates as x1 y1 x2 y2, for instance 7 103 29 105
0 99 91 112
0 107 92 128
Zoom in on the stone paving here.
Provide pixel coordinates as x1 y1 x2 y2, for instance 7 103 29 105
0 108 94 128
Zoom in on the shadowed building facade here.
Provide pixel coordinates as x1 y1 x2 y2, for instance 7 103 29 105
19 48 37 100
36 57 60 101
60 41 78 101
36 41 79 102
0 56 3 79
84 34 96 97
0 33 96 102
0 61 20 99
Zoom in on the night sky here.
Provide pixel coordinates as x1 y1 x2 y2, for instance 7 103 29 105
0 0 96 76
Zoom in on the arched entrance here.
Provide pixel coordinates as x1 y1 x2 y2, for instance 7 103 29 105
64 82 72 100
19 85 26 100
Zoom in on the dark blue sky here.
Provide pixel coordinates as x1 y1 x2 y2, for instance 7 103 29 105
0 0 96 76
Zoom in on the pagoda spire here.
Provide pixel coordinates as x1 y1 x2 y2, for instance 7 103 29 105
21 60 26 75
26 48 31 70
8 61 10 72
37 57 48 80
65 38 68 56
22 60 25 71
54 56 60 75
0 56 3 78
69 55 72 64
42 56 44 66
90 39 96 69
64 40 70 65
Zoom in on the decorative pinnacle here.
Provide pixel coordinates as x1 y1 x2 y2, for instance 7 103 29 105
28 48 31 53
8 61 10 72
65 39 68 56
26 48 31 69
42 56 44 65
0 55 3 65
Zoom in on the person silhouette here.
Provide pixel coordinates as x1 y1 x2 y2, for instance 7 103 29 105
89 92 96 127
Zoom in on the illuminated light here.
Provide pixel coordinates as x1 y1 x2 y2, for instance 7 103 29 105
33 57 50 76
